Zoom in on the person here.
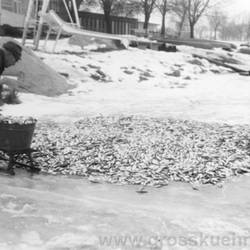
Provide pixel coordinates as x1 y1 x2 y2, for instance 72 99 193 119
0 41 22 104
0 41 22 74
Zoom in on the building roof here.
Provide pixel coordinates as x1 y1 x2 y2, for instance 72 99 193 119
79 11 138 22
79 3 103 14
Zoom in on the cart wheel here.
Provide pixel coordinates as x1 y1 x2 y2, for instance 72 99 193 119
27 154 41 174
7 154 15 176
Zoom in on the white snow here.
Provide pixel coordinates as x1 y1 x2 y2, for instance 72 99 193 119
2 39 250 125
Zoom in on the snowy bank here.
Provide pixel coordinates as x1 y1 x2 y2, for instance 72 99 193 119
1 39 250 124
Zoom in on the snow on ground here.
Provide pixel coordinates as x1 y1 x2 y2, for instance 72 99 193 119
2 39 250 125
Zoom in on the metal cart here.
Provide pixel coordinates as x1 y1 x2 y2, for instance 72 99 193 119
0 122 40 175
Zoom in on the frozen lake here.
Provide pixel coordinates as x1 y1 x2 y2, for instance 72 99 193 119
0 170 250 249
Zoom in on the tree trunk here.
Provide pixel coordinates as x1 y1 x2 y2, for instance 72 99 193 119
177 22 183 37
177 12 186 37
160 12 166 37
190 23 195 38
104 11 112 33
214 28 217 40
143 13 150 36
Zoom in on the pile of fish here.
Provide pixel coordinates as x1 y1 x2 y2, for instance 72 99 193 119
32 116 250 187
0 115 37 125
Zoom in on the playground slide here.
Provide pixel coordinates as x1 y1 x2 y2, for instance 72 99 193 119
44 10 137 44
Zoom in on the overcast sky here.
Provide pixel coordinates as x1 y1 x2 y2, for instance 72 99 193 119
81 0 250 24
224 0 250 16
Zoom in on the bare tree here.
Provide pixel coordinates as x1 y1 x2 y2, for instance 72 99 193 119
246 19 250 41
171 0 188 37
220 20 246 41
141 0 157 34
196 24 208 38
81 0 116 33
156 0 171 37
187 0 210 38
208 9 226 40
113 1 141 17
99 0 116 33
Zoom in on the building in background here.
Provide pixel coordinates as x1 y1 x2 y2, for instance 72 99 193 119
134 21 160 36
78 11 138 35
78 4 160 35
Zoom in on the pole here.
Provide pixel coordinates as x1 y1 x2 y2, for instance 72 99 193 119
33 0 39 41
72 0 80 27
22 0 34 45
62 0 74 24
34 0 50 50
0 0 2 26
43 25 51 50
53 26 62 52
